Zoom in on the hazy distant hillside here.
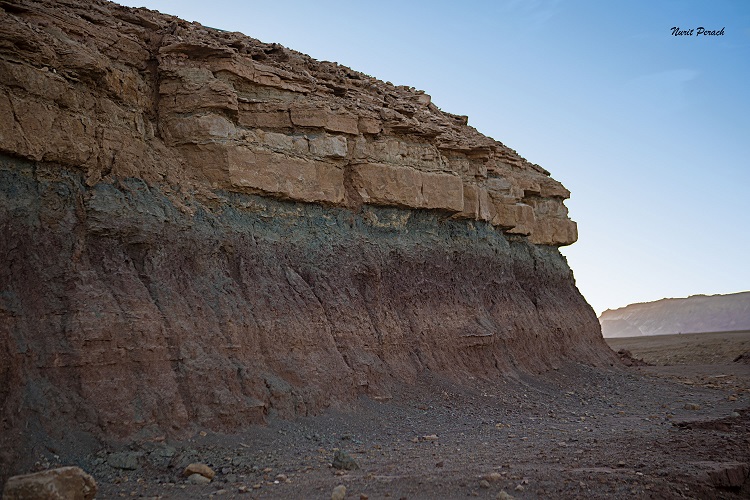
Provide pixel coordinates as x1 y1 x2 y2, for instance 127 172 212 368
599 292 750 338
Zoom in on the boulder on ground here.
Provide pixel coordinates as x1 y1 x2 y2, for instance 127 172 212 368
183 463 216 480
2 466 97 500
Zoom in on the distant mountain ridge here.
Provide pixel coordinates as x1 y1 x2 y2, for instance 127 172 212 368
599 292 750 338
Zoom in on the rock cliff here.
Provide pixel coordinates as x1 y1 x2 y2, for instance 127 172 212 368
0 0 614 476
600 292 750 338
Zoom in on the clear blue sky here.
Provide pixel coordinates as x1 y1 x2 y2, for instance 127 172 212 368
119 0 750 315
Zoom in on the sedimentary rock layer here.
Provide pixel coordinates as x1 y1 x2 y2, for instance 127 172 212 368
0 0 614 476
600 292 750 338
0 0 576 245
0 154 609 459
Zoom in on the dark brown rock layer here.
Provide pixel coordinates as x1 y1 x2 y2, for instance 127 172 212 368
0 154 613 477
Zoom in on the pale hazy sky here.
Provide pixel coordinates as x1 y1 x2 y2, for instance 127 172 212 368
118 0 750 314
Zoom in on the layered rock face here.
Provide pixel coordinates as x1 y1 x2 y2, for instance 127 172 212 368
0 0 576 245
600 292 750 338
0 0 613 474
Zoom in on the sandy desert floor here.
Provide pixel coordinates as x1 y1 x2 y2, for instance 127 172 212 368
29 332 749 499
605 330 750 366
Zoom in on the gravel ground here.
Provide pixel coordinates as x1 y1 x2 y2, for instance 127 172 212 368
49 361 749 499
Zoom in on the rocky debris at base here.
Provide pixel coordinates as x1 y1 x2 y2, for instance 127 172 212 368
2 466 97 500
615 349 650 367
5 363 743 499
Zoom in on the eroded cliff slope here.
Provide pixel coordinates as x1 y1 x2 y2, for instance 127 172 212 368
0 0 614 473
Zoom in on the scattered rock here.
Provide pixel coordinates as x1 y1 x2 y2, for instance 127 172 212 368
496 491 515 500
615 349 650 367
187 473 211 485
684 403 701 411
275 473 288 482
183 463 216 480
485 472 503 482
2 466 97 500
422 434 439 442
107 451 143 470
332 450 359 470
704 462 750 489
146 445 177 468
514 484 525 492
332 484 347 500
479 479 491 489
